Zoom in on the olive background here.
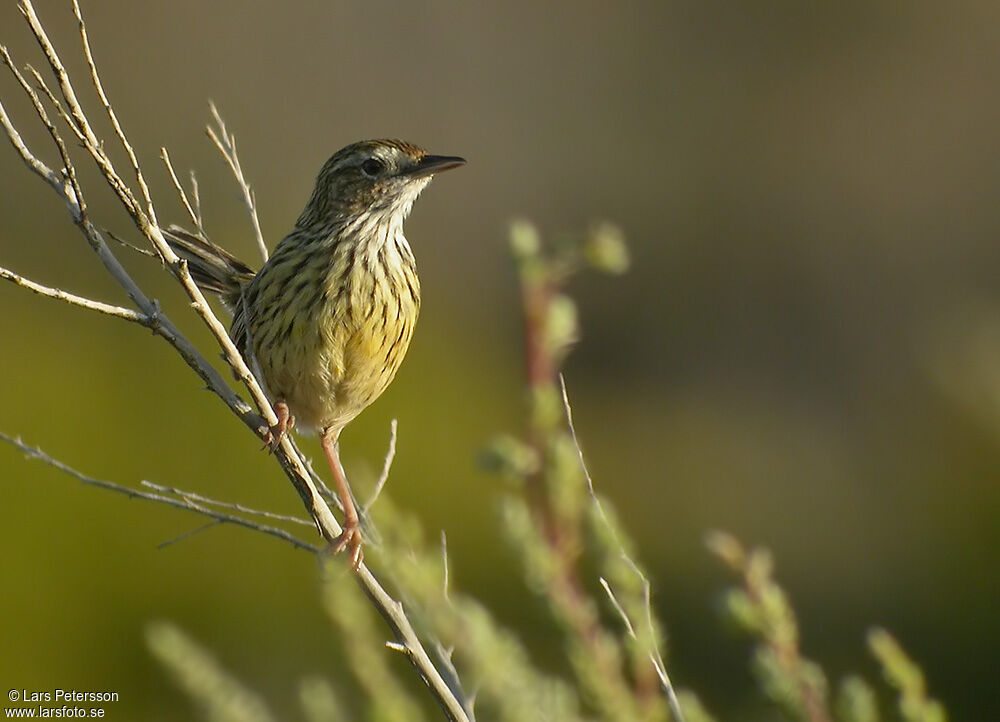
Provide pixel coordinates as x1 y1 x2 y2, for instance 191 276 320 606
0 1 997 719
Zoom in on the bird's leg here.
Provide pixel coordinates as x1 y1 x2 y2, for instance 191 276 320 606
261 399 294 452
320 430 363 569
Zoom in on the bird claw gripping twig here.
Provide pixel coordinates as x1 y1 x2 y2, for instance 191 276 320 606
331 521 364 570
260 399 294 453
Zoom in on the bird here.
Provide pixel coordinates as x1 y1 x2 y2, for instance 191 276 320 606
165 139 465 568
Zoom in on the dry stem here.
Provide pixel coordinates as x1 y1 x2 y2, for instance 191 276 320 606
0 3 472 720
561 374 685 721
0 432 318 553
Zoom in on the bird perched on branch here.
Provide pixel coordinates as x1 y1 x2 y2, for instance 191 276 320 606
166 140 465 568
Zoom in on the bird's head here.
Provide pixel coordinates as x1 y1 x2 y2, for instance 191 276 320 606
297 139 465 228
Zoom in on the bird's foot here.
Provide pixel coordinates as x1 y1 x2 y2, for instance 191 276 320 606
330 520 364 571
261 400 294 453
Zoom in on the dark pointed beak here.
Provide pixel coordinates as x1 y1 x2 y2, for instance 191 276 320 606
404 154 466 178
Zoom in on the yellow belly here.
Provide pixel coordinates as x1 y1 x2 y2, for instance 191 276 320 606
252 270 419 434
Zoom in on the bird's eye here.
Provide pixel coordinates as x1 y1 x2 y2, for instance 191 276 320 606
361 158 385 177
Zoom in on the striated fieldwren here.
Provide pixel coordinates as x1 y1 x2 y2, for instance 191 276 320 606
166 140 465 568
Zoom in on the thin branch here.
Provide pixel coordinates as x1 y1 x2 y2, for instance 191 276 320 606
25 11 275 428
3 6 473 720
560 373 686 722
26 0 277 433
560 374 598 499
26 64 84 143
3 63 253 429
0 45 80 212
141 480 314 527
426 534 469 718
599 577 636 637
72 0 157 226
364 419 398 512
641 579 676 711
206 101 267 262
293 438 341 510
431 639 470 721
158 520 224 549
9 4 267 460
441 530 450 601
189 170 203 229
0 264 148 324
161 147 203 234
0 90 59 187
105 228 159 259
19 0 139 220
0 432 319 553
24 12 280 441
1 52 254 422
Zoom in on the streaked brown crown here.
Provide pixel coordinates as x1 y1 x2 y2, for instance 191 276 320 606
296 140 441 227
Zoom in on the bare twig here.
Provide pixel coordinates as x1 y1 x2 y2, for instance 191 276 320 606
599 577 636 637
157 520 225 549
206 101 267 263
161 147 204 234
141 480 313 527
2 5 474 720
18 1 269 433
26 64 84 143
20 1 138 218
0 264 149 324
364 419 398 512
6 6 257 430
641 578 676 711
104 229 159 259
441 530 450 601
0 432 319 553
0 44 82 213
189 170 203 229
560 373 686 722
293 438 341 510
71 0 157 225
0 94 57 186
0 63 250 417
559 374 598 501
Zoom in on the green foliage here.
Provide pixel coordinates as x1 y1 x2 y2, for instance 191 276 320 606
707 530 828 721
675 691 718 722
143 224 949 722
477 434 539 483
146 622 276 722
371 486 585 722
299 677 348 722
836 676 880 722
707 532 949 722
583 222 630 275
321 562 428 722
868 629 947 722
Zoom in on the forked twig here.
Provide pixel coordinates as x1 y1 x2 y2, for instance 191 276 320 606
104 228 159 259
141 480 314 527
364 419 398 512
0 264 149 324
0 4 473 720
71 0 156 225
0 432 318 553
206 101 267 263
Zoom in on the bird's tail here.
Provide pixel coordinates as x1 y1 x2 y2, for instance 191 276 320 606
163 225 256 309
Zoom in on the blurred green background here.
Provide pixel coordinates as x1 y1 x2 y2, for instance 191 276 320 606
1 0 998 719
